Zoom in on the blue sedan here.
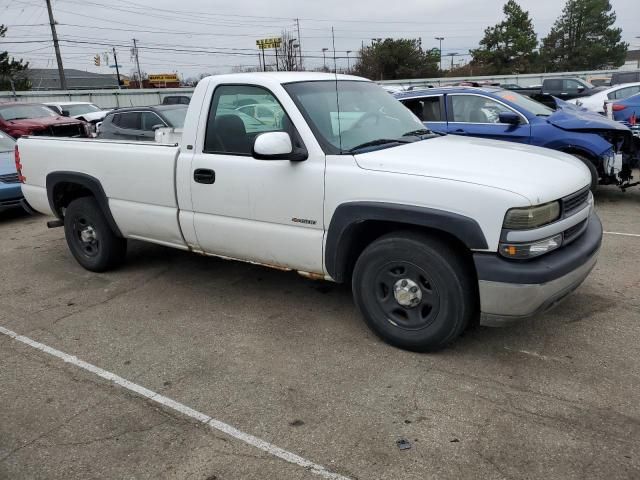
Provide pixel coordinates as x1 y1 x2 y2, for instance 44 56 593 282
608 92 640 138
0 131 23 213
394 87 637 190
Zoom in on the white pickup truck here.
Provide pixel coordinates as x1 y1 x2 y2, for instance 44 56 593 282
17 72 603 351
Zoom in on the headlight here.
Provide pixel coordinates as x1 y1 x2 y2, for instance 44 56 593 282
499 234 563 259
503 201 560 230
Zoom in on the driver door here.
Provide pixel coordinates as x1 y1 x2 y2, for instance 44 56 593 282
188 84 325 273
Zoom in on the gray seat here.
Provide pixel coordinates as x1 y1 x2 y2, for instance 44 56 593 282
211 114 250 154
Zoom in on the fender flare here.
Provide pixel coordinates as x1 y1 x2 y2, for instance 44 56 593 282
325 202 488 282
46 171 122 237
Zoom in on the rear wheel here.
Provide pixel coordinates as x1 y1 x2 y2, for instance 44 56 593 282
572 154 599 192
64 197 127 272
352 232 474 352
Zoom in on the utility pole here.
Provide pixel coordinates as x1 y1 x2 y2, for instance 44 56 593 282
45 0 66 90
296 18 303 71
112 47 122 89
322 48 328 71
346 51 352 72
435 37 444 73
132 39 143 89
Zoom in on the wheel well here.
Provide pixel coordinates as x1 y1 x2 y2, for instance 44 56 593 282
51 181 94 216
339 220 476 283
561 148 602 173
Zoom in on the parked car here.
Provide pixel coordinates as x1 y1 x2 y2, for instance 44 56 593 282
18 72 602 352
0 103 89 139
162 95 191 105
610 71 640 86
235 103 284 127
605 93 640 139
568 82 640 114
505 78 606 108
97 105 188 141
0 131 22 213
586 76 611 88
395 86 637 191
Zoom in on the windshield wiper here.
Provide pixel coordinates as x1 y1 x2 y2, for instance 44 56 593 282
347 138 410 153
402 128 432 137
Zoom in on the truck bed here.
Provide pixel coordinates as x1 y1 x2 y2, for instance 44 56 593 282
19 137 188 250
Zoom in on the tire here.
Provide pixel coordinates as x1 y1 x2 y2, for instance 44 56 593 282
64 197 127 272
572 154 599 192
351 232 474 352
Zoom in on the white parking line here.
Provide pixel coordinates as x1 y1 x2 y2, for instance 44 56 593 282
0 325 350 480
604 231 640 238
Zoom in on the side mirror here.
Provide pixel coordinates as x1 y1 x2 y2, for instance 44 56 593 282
577 86 585 92
61 109 70 117
498 112 521 125
252 131 307 161
151 124 165 131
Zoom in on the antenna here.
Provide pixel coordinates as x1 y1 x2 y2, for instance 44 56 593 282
332 26 342 153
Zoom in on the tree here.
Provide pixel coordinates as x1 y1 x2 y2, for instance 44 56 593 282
276 30 301 71
0 25 30 91
470 0 538 75
353 38 439 80
540 0 627 71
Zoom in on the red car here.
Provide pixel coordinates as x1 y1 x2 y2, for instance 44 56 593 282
0 103 89 138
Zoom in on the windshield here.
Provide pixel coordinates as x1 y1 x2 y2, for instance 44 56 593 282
0 131 15 152
160 107 188 128
284 80 428 153
0 104 58 121
495 90 554 117
64 104 101 116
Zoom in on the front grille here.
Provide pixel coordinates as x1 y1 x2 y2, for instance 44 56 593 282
563 219 588 245
0 173 20 184
562 187 590 216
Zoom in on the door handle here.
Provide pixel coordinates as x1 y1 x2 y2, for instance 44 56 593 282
194 168 215 184
453 129 467 135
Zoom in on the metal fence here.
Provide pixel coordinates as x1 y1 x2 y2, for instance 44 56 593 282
1 68 639 107
0 87 195 109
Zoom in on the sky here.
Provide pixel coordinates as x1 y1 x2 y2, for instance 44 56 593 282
1 0 638 79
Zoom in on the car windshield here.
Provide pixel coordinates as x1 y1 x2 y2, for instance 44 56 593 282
284 80 429 153
0 104 58 121
495 90 554 117
160 107 188 128
0 131 15 152
64 104 101 116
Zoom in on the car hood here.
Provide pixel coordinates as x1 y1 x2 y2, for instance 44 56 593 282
354 135 590 205
73 110 109 122
550 100 629 132
0 150 16 175
4 116 85 129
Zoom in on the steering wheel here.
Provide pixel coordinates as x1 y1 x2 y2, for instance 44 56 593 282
350 111 381 130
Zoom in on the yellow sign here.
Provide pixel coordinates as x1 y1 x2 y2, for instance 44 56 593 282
148 74 179 83
256 37 282 49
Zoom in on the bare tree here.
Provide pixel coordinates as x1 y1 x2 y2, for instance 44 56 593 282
276 30 301 71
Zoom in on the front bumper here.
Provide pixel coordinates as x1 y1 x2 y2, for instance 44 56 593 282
475 212 602 326
0 184 23 212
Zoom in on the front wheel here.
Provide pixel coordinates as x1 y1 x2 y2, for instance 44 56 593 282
352 232 474 352
64 197 127 272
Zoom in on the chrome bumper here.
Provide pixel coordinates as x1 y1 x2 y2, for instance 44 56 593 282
479 250 598 326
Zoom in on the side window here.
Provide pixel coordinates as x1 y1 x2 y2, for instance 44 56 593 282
118 112 141 130
450 95 512 124
544 79 562 91
564 79 584 92
204 85 291 155
402 97 443 122
141 112 165 131
612 86 640 100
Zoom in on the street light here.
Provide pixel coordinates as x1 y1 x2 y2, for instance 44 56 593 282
346 50 352 72
435 37 444 72
322 47 329 71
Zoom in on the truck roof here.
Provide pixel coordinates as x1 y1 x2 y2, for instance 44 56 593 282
199 72 367 85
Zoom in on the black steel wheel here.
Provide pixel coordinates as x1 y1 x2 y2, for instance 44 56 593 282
352 232 474 351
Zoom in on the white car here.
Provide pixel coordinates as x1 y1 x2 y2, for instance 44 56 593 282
17 72 601 351
45 102 111 125
568 82 640 114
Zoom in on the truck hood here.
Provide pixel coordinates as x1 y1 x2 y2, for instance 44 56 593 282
550 100 629 132
4 116 84 129
354 135 590 205
0 150 15 175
